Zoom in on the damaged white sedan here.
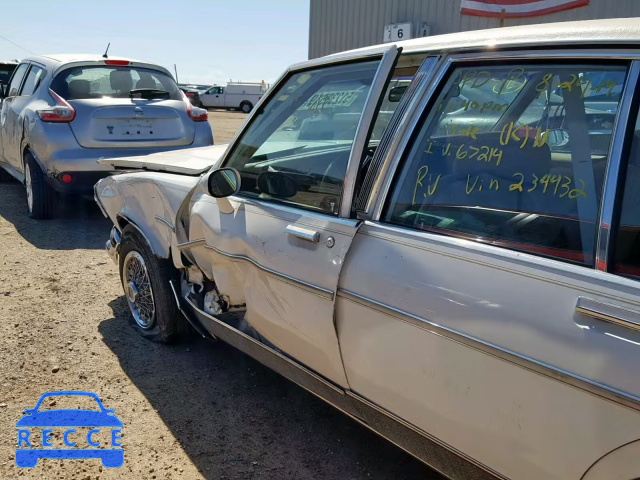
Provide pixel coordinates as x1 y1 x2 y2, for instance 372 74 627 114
95 20 640 480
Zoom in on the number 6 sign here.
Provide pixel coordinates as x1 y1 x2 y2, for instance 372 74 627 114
383 23 412 43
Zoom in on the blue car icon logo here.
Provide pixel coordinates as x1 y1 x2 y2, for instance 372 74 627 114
15 391 123 468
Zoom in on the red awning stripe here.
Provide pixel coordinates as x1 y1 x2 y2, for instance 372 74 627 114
461 0 589 18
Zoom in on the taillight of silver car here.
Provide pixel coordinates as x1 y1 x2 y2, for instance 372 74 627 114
37 89 76 123
181 90 208 122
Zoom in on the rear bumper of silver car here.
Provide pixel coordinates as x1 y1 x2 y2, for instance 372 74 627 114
106 227 121 265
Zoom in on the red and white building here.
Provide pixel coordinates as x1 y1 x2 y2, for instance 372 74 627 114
309 0 640 58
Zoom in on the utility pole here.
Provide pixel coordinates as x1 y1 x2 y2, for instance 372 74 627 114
174 64 179 83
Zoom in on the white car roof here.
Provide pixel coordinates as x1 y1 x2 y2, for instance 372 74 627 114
325 18 640 59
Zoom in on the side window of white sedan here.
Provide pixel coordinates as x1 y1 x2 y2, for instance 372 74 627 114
384 63 629 267
223 60 379 216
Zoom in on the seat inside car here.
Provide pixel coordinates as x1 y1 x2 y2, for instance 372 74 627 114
135 75 157 90
67 79 90 99
110 69 133 96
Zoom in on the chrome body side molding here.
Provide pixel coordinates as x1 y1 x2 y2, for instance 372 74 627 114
338 289 640 414
178 288 501 480
576 296 640 334
177 238 207 251
154 215 175 232
204 245 334 300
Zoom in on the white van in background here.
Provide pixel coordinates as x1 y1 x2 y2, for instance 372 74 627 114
200 81 269 113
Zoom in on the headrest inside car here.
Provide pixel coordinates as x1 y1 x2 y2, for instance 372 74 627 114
67 79 90 99
135 76 156 90
109 70 133 94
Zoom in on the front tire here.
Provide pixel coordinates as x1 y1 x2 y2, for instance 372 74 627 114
119 225 187 343
25 153 55 219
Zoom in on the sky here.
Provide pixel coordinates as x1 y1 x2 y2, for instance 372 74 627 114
1 0 310 86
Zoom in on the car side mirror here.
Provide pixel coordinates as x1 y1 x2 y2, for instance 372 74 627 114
388 85 408 103
0 84 5 99
207 167 240 215
207 167 241 198
257 171 298 198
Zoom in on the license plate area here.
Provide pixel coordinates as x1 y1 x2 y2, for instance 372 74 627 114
106 119 157 139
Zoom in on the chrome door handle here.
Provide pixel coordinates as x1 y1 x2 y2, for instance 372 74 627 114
285 224 319 243
576 296 640 333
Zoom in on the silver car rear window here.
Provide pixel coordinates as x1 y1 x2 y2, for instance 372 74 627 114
50 66 181 100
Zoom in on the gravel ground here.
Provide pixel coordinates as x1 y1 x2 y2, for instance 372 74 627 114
0 110 441 480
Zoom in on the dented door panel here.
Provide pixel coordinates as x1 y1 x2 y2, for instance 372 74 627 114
187 192 357 387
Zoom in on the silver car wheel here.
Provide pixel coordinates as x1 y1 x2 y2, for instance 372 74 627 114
122 251 156 329
25 163 33 213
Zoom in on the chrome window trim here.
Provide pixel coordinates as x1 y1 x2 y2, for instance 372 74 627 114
154 215 175 232
205 244 335 300
370 56 451 220
288 46 394 72
339 44 400 218
357 55 441 217
596 61 640 271
338 288 640 413
423 49 640 62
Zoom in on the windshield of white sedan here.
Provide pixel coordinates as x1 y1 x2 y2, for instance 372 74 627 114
224 59 379 215
50 66 182 100
385 63 628 267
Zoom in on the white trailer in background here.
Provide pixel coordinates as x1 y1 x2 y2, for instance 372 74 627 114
200 81 269 113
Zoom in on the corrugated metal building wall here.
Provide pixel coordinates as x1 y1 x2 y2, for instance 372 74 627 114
309 0 640 58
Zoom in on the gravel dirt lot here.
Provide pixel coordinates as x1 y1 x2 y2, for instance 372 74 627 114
0 110 441 480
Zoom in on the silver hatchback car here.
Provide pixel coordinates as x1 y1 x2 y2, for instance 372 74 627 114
0 54 213 218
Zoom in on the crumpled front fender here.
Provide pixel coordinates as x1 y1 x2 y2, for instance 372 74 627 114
95 172 202 263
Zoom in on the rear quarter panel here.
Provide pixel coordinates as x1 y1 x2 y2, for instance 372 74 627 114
336 225 640 480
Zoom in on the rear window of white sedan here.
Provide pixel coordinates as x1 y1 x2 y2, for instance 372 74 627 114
50 66 182 100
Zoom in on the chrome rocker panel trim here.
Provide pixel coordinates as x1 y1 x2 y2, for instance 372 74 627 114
154 215 175 232
176 286 503 480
